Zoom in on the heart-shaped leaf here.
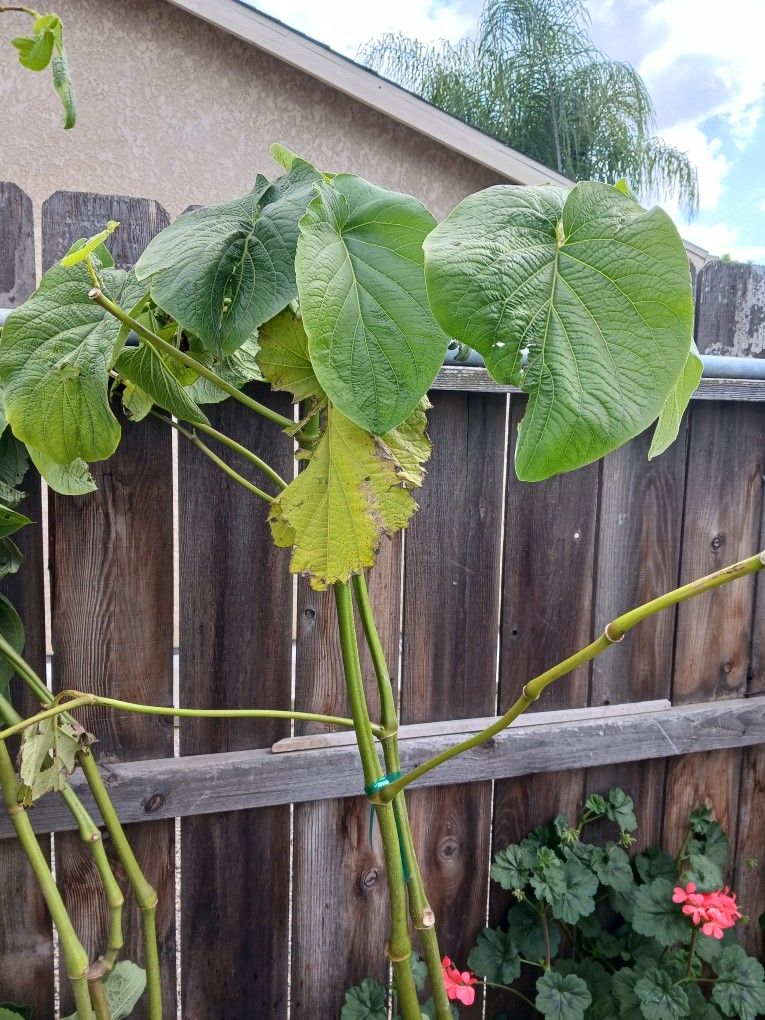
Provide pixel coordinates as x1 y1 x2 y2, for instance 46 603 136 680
135 164 321 356
424 182 694 480
296 174 450 435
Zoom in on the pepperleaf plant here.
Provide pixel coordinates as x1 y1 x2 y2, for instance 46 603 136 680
0 126 763 1020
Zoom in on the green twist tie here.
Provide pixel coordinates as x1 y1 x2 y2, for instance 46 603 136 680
364 772 410 882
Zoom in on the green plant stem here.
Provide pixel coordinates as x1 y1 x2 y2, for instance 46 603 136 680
88 978 112 1020
0 693 125 976
89 288 295 432
160 415 275 504
376 550 765 802
482 980 536 1008
78 749 162 1020
185 417 287 490
334 582 420 1020
351 574 451 1020
0 5 40 14
0 689 382 742
0 740 94 1018
686 928 698 979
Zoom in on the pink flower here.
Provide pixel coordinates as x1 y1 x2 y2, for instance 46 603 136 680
672 883 742 940
442 956 478 1006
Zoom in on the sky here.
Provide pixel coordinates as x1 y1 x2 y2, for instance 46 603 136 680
248 0 765 262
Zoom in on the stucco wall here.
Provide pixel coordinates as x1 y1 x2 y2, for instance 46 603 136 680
0 0 502 224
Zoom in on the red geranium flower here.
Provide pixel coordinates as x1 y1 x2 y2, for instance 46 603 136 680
672 882 742 939
442 956 478 1006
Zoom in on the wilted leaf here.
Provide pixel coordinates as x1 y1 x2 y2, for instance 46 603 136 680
18 714 95 804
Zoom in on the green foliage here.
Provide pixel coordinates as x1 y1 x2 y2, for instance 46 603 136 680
362 0 698 214
17 714 95 805
424 181 695 480
634 968 690 1019
114 341 209 426
468 926 522 984
135 162 321 356
296 174 450 435
256 307 325 402
535 971 591 1020
632 879 690 946
62 961 146 1020
341 979 388 1020
26 447 96 496
648 342 704 458
0 1008 32 1020
7 10 75 128
711 945 765 1020
0 593 25 702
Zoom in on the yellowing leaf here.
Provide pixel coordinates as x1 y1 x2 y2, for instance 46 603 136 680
17 714 95 805
256 307 325 402
381 397 431 489
269 406 416 589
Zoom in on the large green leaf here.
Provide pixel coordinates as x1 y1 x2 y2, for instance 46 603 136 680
134 164 321 356
0 259 141 464
27 446 97 496
635 968 690 1019
424 182 694 480
712 945 765 1020
632 878 691 947
256 307 325 402
535 971 592 1020
467 926 522 984
649 341 703 458
269 405 416 589
296 174 450 435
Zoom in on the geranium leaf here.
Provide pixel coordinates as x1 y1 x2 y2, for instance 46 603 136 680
634 968 690 1019
0 258 142 464
114 341 209 426
424 182 693 480
507 900 561 961
135 165 321 356
550 858 599 924
410 953 427 994
468 926 521 985
27 446 97 496
711 945 765 1020
649 341 703 458
605 788 637 832
535 971 592 1020
256 307 325 402
592 845 634 892
269 405 417 589
296 174 450 435
490 844 535 891
682 852 723 892
632 878 691 947
340 978 387 1020
0 1004 32 1020
0 594 24 702
636 848 677 884
17 714 95 805
690 821 729 868
554 960 611 1005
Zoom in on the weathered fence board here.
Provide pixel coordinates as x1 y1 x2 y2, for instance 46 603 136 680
695 261 765 358
0 182 54 1015
44 191 176 1017
402 390 505 1014
179 387 294 1019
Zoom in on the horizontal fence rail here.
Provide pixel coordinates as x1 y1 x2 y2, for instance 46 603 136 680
0 185 763 1018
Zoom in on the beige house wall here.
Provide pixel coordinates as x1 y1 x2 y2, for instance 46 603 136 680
0 0 502 225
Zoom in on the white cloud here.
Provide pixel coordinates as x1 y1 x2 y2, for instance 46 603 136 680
658 122 730 214
680 219 765 263
249 1 473 57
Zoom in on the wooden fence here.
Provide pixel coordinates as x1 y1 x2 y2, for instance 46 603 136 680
0 185 763 1019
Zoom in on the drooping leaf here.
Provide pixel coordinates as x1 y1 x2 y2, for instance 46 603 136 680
507 900 561 961
296 174 450 435
711 945 765 1020
591 845 634 892
632 878 691 947
0 257 142 464
62 960 146 1020
0 506 30 539
424 182 694 480
0 594 24 701
634 968 690 1019
649 341 703 458
467 925 521 984
0 428 30 495
184 335 265 404
17 714 95 805
605 788 638 832
256 307 325 402
269 405 416 589
549 858 599 924
135 164 321 356
491 844 535 891
0 539 23 580
535 970 592 1020
381 398 431 489
60 222 119 267
11 13 61 70
340 978 388 1020
114 341 209 426
27 446 96 496
51 46 76 129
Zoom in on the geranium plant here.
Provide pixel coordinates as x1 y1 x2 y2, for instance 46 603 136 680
0 26 763 1019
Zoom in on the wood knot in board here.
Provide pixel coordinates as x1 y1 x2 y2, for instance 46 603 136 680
360 867 379 891
143 792 166 814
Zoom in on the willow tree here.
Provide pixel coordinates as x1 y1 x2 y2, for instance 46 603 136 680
362 0 699 216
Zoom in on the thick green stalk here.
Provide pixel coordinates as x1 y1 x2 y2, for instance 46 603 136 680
334 583 420 1020
0 690 382 742
0 740 94 1018
377 549 765 802
89 288 295 432
351 574 451 1020
0 694 125 977
78 749 162 1020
